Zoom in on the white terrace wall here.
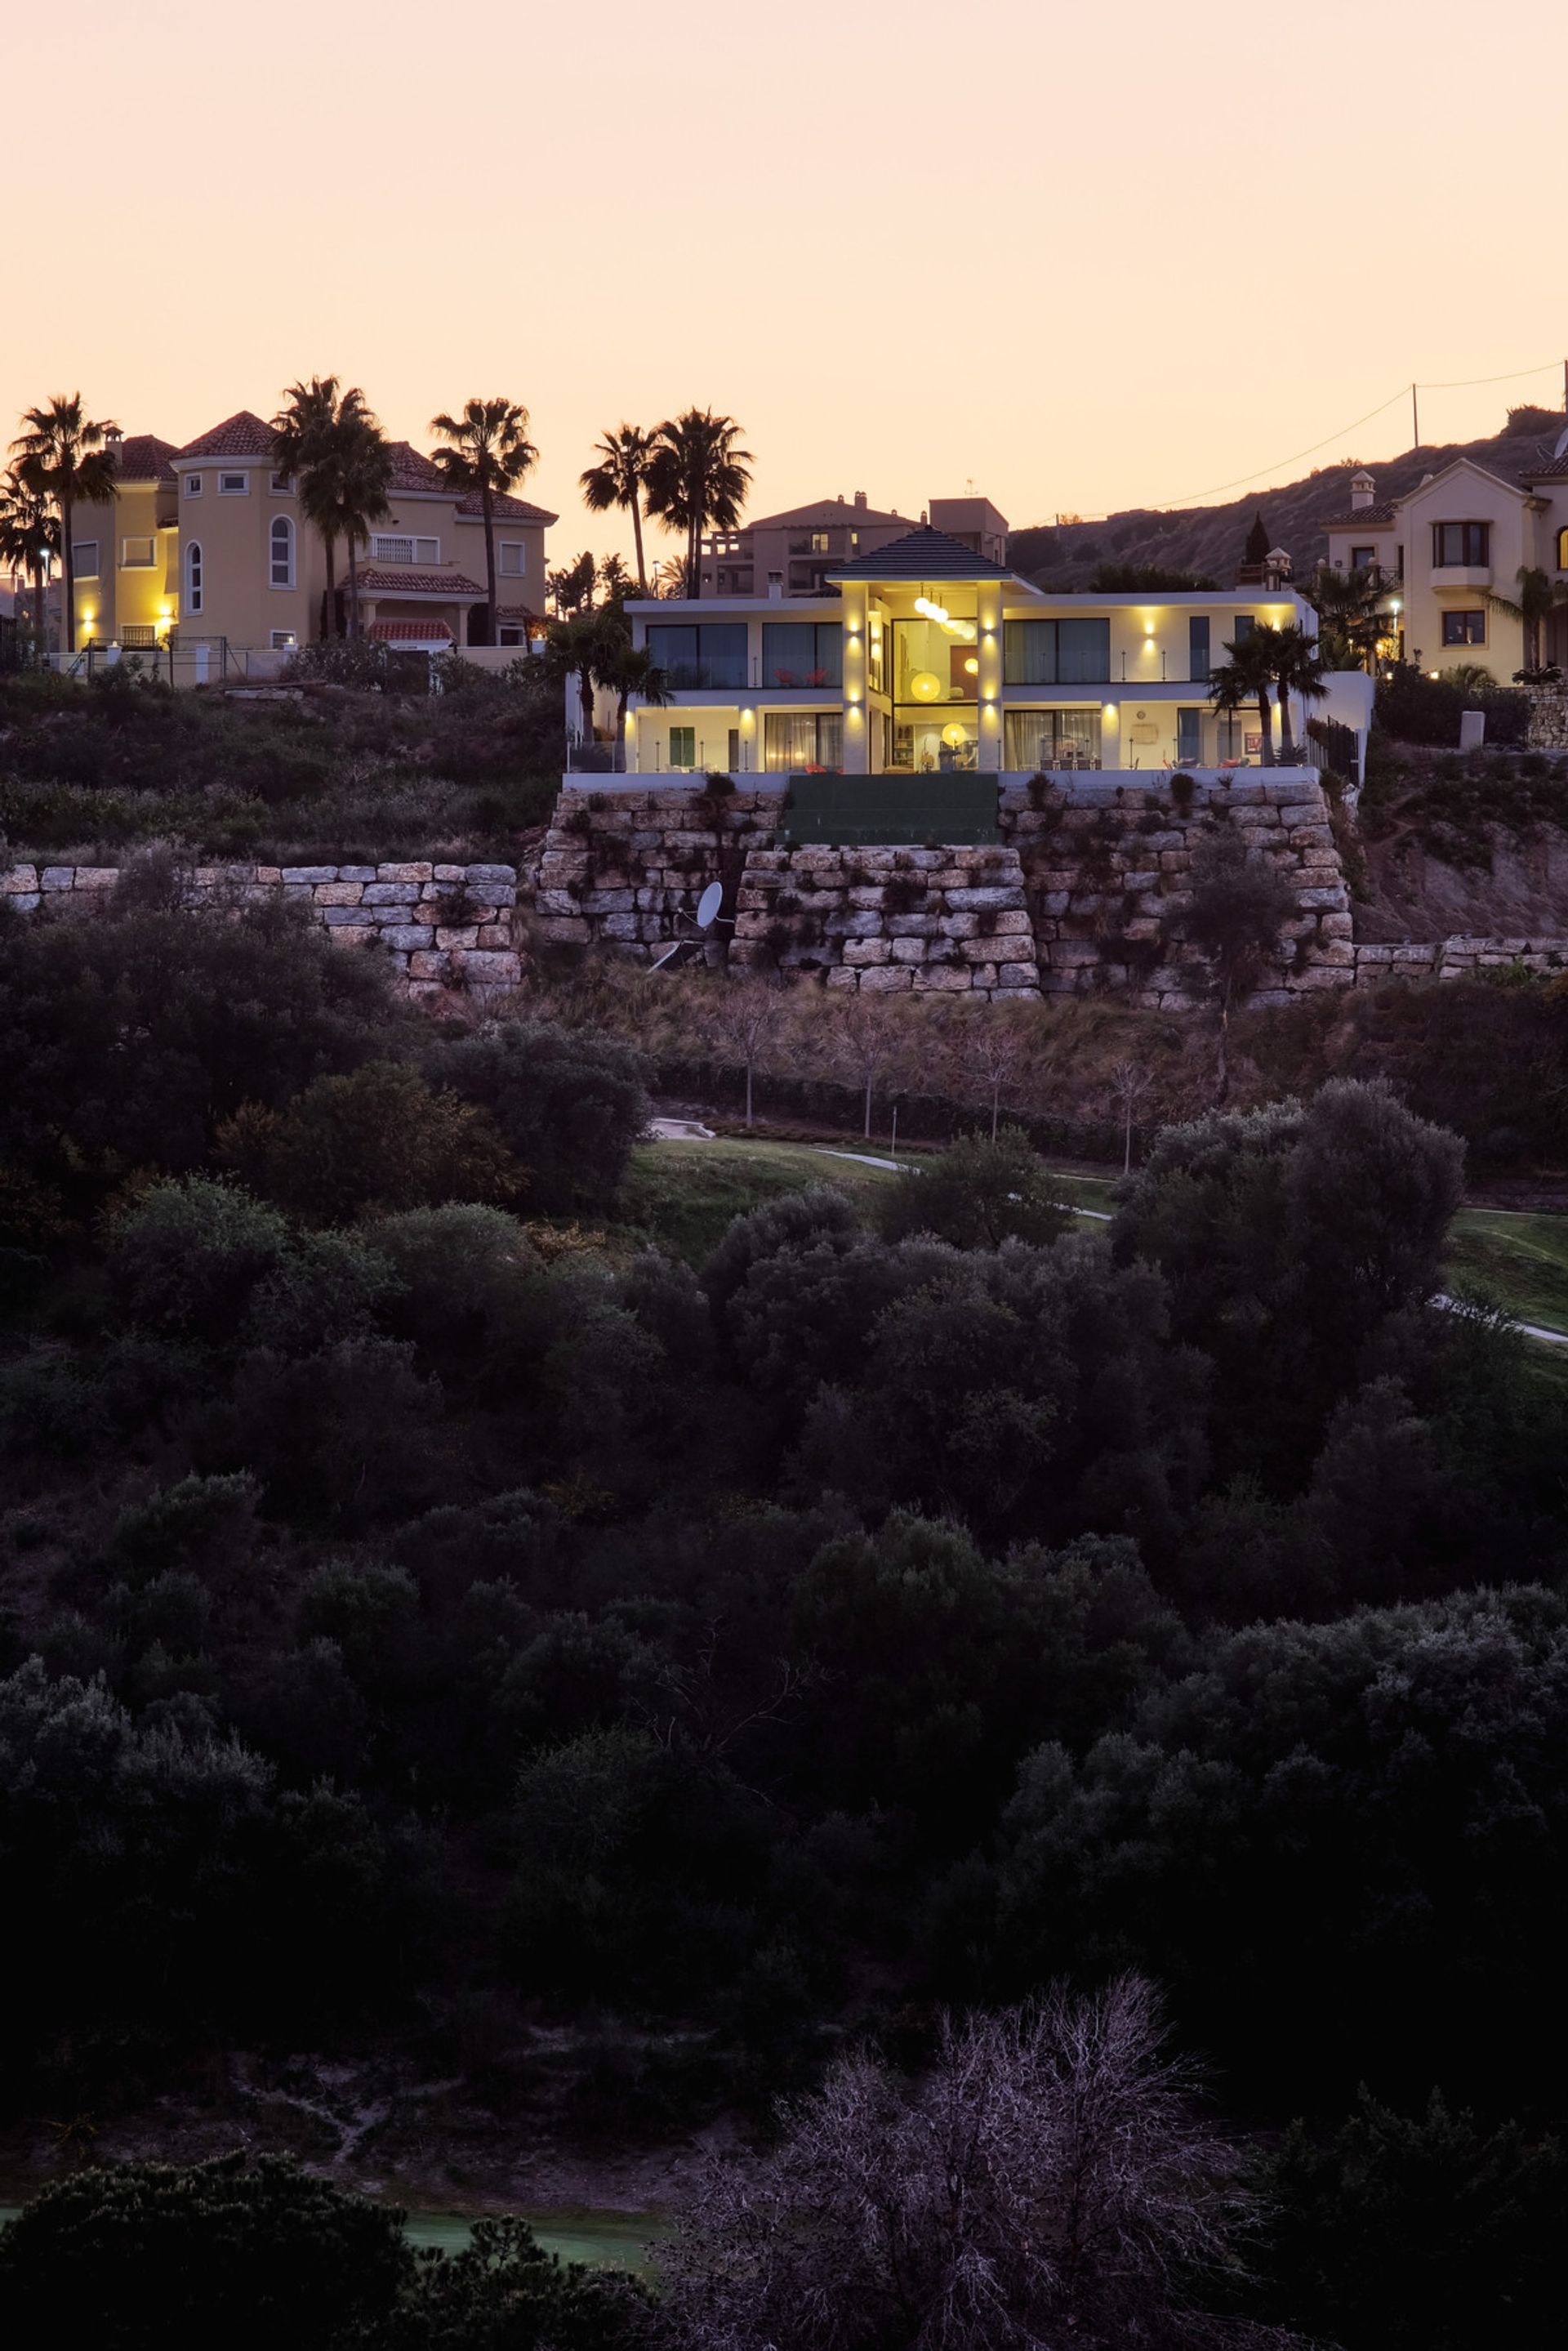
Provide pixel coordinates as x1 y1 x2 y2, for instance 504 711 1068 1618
0 859 523 1003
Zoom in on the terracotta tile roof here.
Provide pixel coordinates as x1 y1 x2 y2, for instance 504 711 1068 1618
747 496 907 530
829 524 1016 582
113 434 178 484
495 604 543 623
368 618 453 643
175 409 275 460
1319 502 1398 528
385 439 448 492
1521 457 1568 481
356 564 487 596
453 488 557 524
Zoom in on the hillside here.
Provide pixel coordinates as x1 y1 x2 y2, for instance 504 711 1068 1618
1010 404 1568 587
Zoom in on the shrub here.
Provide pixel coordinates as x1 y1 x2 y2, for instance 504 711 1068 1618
109 1178 292 1345
876 1129 1071 1251
426 1021 649 1215
217 1063 523 1223
1375 662 1530 748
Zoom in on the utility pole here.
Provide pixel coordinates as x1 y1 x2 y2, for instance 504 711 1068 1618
1411 382 1419 450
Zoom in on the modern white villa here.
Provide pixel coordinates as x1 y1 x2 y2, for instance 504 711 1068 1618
616 524 1352 784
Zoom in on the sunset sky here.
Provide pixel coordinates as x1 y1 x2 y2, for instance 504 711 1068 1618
10 0 1566 568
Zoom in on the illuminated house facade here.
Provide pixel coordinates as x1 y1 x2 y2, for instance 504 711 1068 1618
57 413 556 661
1321 454 1568 680
624 527 1316 778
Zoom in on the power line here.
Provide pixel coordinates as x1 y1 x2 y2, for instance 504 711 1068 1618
1054 356 1567 526
1153 388 1410 511
1419 359 1561 390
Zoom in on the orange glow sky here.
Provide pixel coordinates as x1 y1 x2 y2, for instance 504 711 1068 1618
10 0 1567 569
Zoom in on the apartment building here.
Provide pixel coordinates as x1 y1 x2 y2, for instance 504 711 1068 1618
698 492 1008 598
1321 452 1568 678
626 524 1319 778
58 410 556 662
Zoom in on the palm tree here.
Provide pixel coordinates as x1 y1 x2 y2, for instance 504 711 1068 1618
595 633 670 742
271 377 373 640
1307 563 1392 673
9 394 118 654
1486 565 1568 675
0 466 60 649
1264 622 1329 761
332 422 394 640
581 424 656 591
596 551 635 608
429 397 538 647
645 409 753 596
1209 629 1278 766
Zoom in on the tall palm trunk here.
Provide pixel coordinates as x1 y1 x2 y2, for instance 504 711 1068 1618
482 483 497 646
60 485 75 655
1256 689 1275 767
348 538 361 640
1276 678 1295 761
32 559 46 649
630 496 647 593
322 533 337 639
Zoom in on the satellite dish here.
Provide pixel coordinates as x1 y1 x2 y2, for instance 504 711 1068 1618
1553 427 1568 462
696 881 724 929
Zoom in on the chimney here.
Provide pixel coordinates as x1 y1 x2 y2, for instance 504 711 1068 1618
105 426 123 449
1349 470 1375 511
767 570 784 600
854 490 867 509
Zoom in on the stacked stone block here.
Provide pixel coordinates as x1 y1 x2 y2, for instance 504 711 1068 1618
530 786 780 952
730 845 1040 997
999 775 1352 1008
0 861 522 1002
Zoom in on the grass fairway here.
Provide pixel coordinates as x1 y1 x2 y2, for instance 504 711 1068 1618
618 1134 1125 1263
618 1136 896 1263
622 1139 1568 1346
1445 1210 1568 1337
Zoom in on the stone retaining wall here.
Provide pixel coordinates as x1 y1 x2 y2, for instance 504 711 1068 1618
731 845 1040 997
996 775 1350 1008
1525 685 1568 749
0 860 523 1002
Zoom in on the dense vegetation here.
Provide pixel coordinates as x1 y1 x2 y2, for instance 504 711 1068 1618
0 660 562 860
3 886 1568 2342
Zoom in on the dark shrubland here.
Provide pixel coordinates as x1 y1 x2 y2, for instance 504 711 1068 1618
2 893 1566 2340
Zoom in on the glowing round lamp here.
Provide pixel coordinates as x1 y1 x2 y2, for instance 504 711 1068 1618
941 723 969 747
909 671 942 703
964 656 979 676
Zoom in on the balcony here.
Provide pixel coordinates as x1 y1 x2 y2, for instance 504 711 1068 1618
1432 566 1493 591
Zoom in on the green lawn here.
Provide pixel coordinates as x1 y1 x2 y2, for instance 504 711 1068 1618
1445 1211 1568 1337
617 1137 896 1264
617 1135 1124 1264
621 1140 1568 1345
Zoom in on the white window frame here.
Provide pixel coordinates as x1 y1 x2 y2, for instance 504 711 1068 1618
270 514 296 590
270 628 297 650
217 471 250 496
185 474 203 497
270 471 295 495
185 539 203 616
497 539 526 578
72 540 100 579
368 532 441 566
121 535 156 569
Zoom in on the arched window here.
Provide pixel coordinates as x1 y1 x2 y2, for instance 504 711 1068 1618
185 539 203 616
270 514 295 590
1557 525 1568 573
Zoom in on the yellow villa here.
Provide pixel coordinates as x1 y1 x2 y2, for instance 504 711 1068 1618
56 410 556 674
